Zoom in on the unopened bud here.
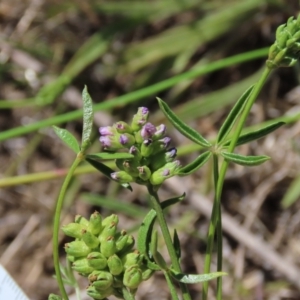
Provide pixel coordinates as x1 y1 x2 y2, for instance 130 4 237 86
111 171 134 183
141 139 154 157
92 271 113 290
102 214 119 227
122 250 142 268
114 121 133 134
86 285 113 299
88 211 102 236
137 165 151 181
131 107 149 131
115 231 129 252
100 236 116 258
61 222 86 239
72 258 94 275
82 230 99 249
107 254 123 275
65 241 91 257
150 160 181 185
87 252 108 270
118 234 135 254
99 222 117 243
75 215 89 227
153 124 166 140
123 265 143 289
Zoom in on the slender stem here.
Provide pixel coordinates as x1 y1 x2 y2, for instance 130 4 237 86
53 153 84 300
147 185 191 300
164 271 180 300
122 287 135 300
66 259 82 300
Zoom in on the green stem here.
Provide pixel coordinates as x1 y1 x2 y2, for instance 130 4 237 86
147 185 191 300
164 271 180 300
203 67 272 300
122 287 135 300
52 153 84 300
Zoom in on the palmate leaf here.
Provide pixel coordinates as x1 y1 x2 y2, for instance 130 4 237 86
178 151 211 176
157 98 211 148
137 193 185 270
217 85 254 143
170 270 226 284
86 152 133 160
52 126 80 153
85 157 132 191
224 121 285 146
221 151 270 166
81 86 94 151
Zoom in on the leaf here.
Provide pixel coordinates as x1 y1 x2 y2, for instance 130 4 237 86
150 230 168 270
170 270 227 284
81 86 94 151
86 152 133 160
52 126 80 153
85 157 132 191
157 98 211 148
217 85 254 143
221 152 270 166
177 151 211 176
281 174 300 208
173 229 181 259
224 121 285 146
137 193 185 270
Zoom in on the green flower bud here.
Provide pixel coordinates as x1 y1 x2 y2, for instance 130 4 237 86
150 160 181 185
61 222 86 239
123 265 143 289
92 271 113 290
137 165 151 181
72 258 94 275
65 241 91 257
122 250 142 268
122 160 139 177
107 254 123 275
111 171 134 183
118 235 135 254
99 222 117 243
102 214 119 227
141 139 154 157
114 121 133 134
141 268 154 281
100 236 117 258
131 107 149 131
88 270 104 282
115 230 129 252
75 214 89 227
86 285 113 300
88 211 102 236
87 252 108 270
150 148 177 171
82 230 100 249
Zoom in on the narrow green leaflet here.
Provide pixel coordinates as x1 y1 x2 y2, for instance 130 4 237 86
86 153 133 160
224 121 285 146
170 270 226 284
137 193 185 270
157 98 211 148
150 230 168 270
52 126 80 153
173 229 181 259
177 151 211 176
221 151 270 166
81 86 94 151
217 85 254 143
85 157 132 191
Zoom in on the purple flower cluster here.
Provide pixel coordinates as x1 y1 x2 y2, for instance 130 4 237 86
99 107 180 186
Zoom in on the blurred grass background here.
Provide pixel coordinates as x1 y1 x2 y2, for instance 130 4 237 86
1 0 300 299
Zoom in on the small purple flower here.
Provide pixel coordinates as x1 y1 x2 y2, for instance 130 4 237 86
166 147 177 160
119 134 129 145
160 137 171 148
153 124 166 139
99 136 112 148
141 123 156 139
162 169 170 176
99 126 114 136
140 107 149 115
131 107 150 131
143 139 152 147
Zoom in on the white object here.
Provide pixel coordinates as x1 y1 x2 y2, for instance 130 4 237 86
0 264 29 300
